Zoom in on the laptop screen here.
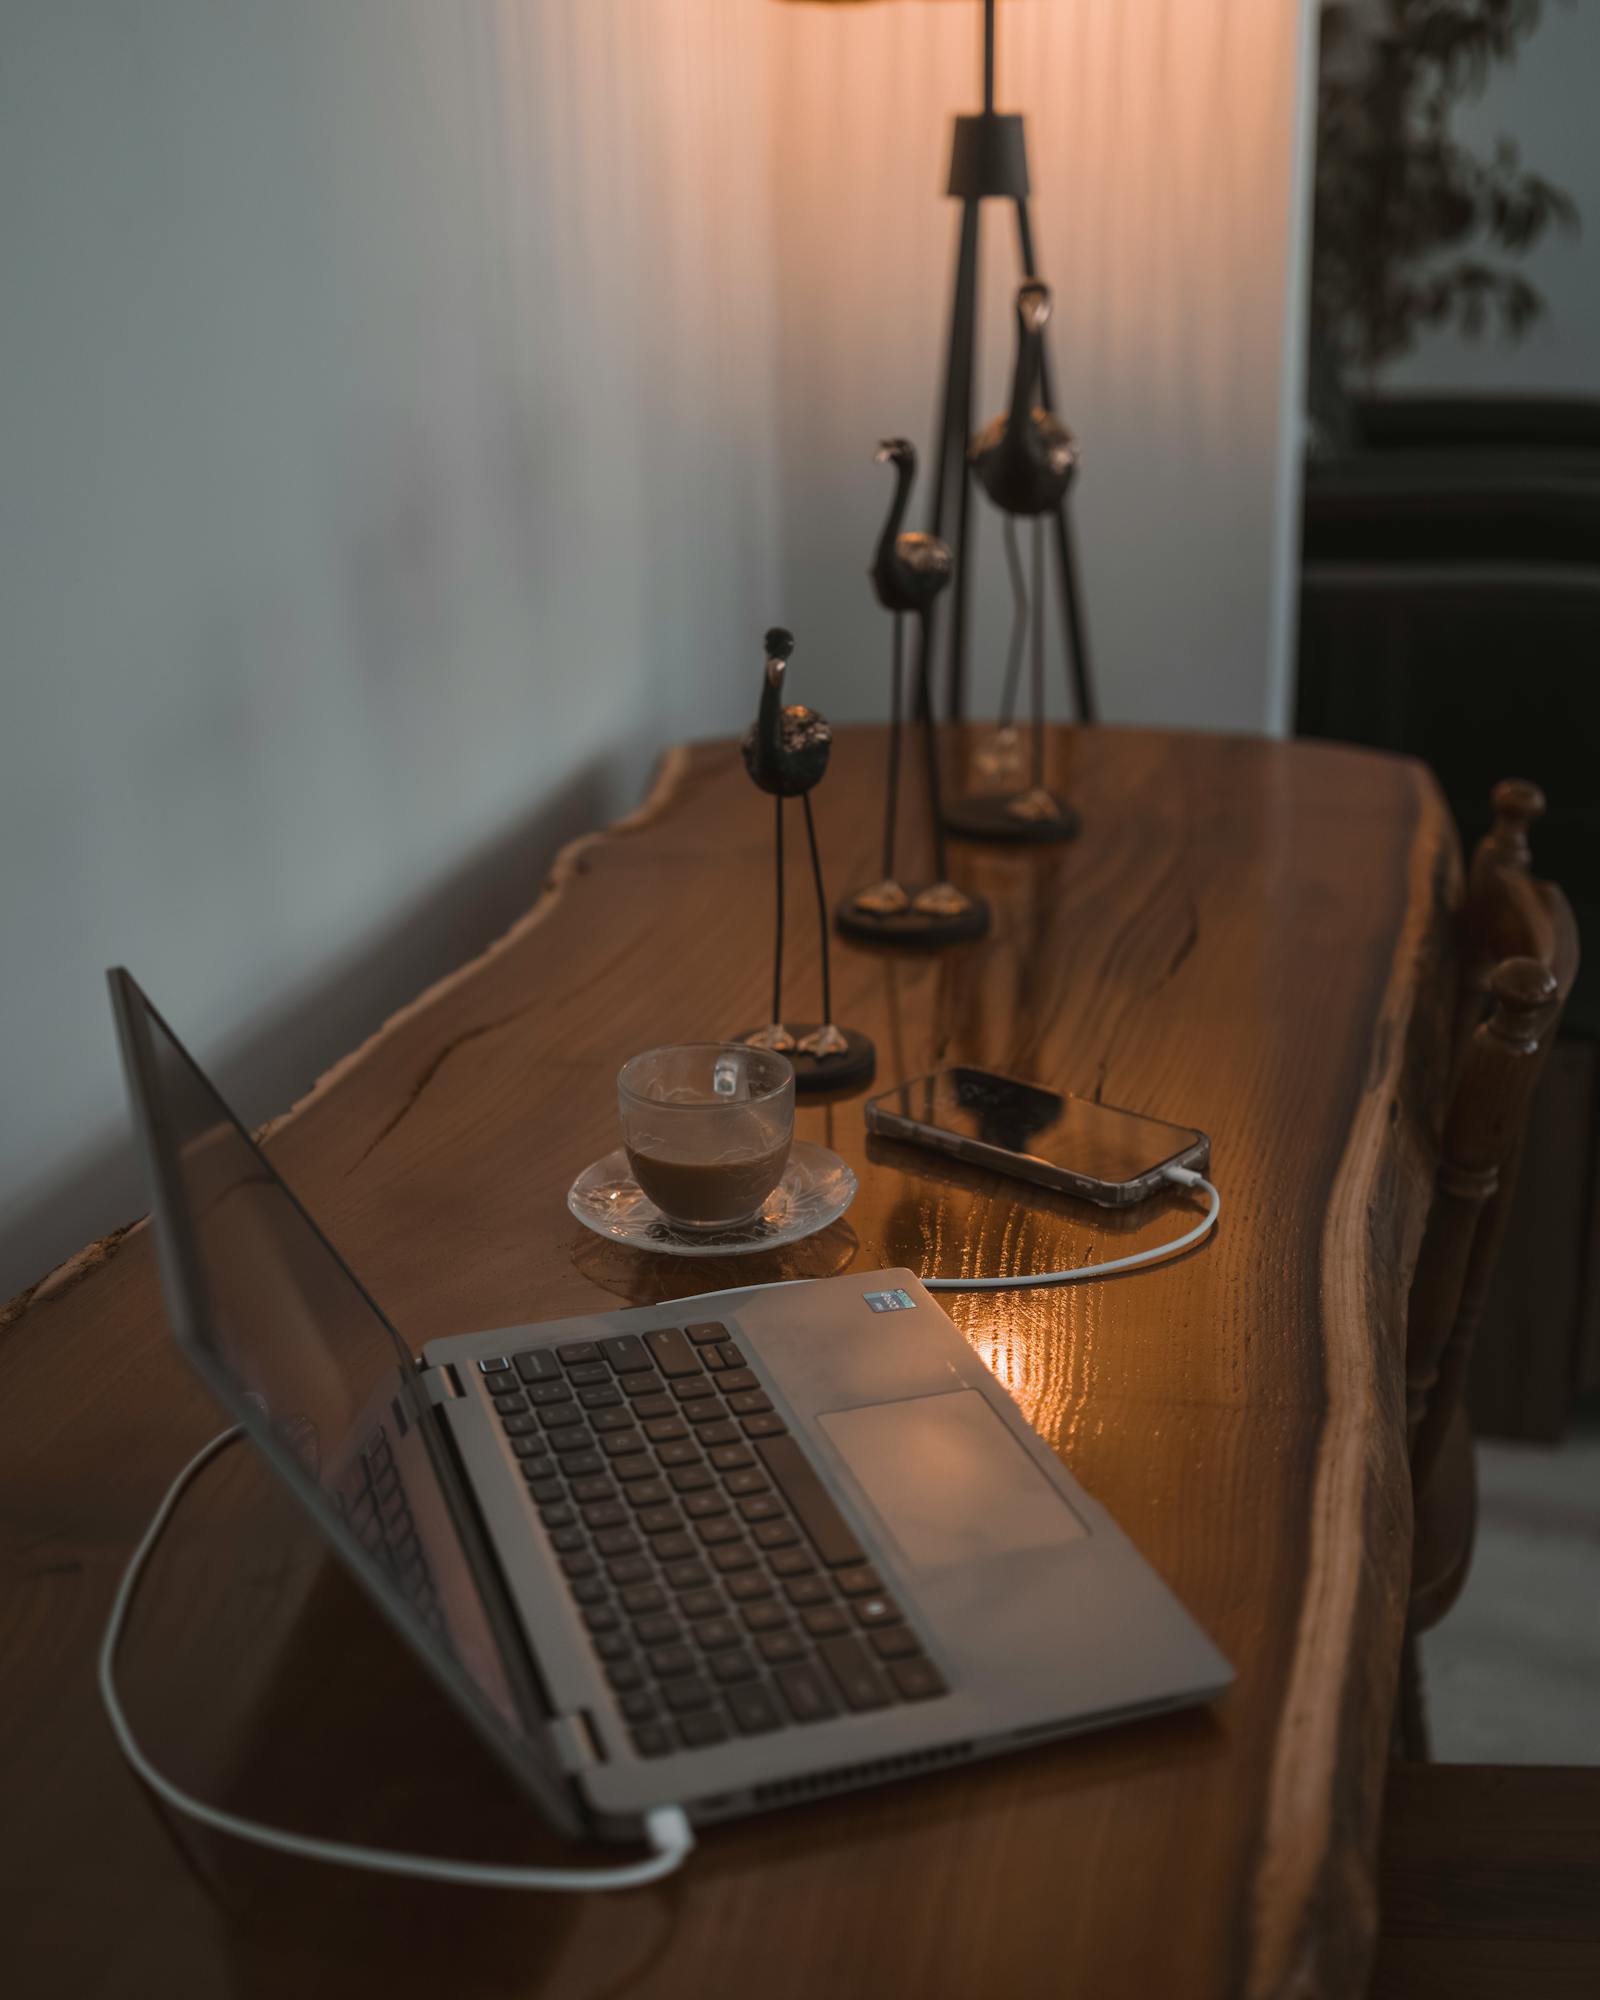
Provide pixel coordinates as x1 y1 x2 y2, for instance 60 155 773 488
109 970 575 1826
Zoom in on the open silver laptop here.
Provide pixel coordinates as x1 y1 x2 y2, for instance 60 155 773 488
110 968 1230 1843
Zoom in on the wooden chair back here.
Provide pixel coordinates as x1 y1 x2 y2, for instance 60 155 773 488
1403 781 1580 1648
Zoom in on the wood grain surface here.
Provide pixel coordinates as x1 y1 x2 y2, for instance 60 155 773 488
0 725 1457 2000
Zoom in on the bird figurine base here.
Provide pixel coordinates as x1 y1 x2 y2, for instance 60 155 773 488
944 788 1082 845
835 888 992 949
736 1023 877 1097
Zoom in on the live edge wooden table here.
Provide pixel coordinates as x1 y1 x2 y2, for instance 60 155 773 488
0 727 1458 2000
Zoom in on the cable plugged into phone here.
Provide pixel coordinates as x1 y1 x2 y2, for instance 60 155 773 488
99 1427 697 1893
920 1162 1221 1293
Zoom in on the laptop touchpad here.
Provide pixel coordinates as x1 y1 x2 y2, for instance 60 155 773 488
819 1390 1085 1573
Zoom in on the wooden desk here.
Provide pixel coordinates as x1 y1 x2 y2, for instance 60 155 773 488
1 727 1456 2000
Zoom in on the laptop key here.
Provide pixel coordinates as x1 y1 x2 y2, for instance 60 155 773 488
584 1603 621 1632
479 1356 512 1375
675 1708 730 1748
738 1494 783 1523
662 1676 716 1715
648 1644 695 1678
601 1334 652 1373
644 1417 690 1444
710 1541 758 1574
742 1414 788 1440
682 1491 728 1521
582 1501 629 1531
608 1556 653 1587
644 1328 702 1378
527 1475 564 1504
558 1341 601 1366
836 1565 884 1597
600 1432 646 1459
577 1580 615 1612
698 1421 741 1448
725 1570 773 1603
784 1575 831 1607
685 1321 729 1345
528 1380 574 1407
607 1660 645 1692
867 1625 922 1661
710 1445 754 1472
570 1475 617 1505
511 1436 547 1460
726 1391 772 1417
631 1724 673 1758
669 1466 715 1494
818 1636 892 1712
679 1587 724 1621
670 1377 711 1403
621 1584 667 1617
693 1617 742 1652
723 1468 769 1498
637 1504 682 1537
624 1479 672 1508
579 1384 625 1411
619 1690 659 1723
710 1649 760 1686
540 1503 576 1530
684 1401 726 1427
740 1601 789 1633
549 1525 586 1553
563 1551 599 1580
635 1614 682 1648
664 1559 711 1590
756 1437 866 1568
707 1344 746 1372
614 1455 657 1483
591 1406 635 1433
853 1595 902 1629
568 1362 611 1388
629 1389 674 1416
657 1442 702 1469
559 1448 605 1473
801 1605 852 1639
652 1531 697 1563
502 1415 538 1437
717 1367 758 1392
594 1529 640 1560
593 1628 632 1659
888 1657 947 1701
757 1630 807 1666
695 1516 742 1547
513 1350 561 1384
540 1405 585 1432
493 1392 530 1417
775 1663 839 1724
726 1683 782 1736
752 1520 799 1552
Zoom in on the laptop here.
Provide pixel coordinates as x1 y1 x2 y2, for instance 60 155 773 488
110 967 1230 1844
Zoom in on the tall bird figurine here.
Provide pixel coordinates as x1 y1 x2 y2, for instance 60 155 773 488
850 439 972 925
739 629 873 1089
962 280 1081 831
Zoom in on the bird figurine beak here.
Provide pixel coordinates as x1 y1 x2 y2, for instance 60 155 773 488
873 440 899 464
765 653 787 689
1018 283 1052 334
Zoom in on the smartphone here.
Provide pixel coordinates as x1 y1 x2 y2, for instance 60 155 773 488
864 1066 1210 1207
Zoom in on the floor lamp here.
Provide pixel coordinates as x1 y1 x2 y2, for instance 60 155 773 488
787 0 1097 728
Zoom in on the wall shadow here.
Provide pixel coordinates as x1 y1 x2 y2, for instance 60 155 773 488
2 745 657 1305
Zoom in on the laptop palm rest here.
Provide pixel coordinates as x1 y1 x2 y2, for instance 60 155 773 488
818 1390 1086 1574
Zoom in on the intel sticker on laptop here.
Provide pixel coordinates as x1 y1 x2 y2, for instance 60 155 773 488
864 1288 917 1314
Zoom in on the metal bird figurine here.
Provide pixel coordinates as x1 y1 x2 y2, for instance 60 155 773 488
970 281 1078 518
741 628 848 1061
966 282 1081 828
853 439 969 922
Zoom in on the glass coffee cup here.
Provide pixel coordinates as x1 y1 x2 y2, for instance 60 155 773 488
617 1044 795 1231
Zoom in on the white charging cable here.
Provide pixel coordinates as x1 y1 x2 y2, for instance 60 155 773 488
99 1426 695 1891
920 1163 1220 1292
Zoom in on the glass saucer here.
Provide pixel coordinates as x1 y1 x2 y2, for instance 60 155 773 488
567 1141 856 1258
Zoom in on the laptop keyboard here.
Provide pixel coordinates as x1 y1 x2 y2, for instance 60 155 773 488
339 1428 447 1638
478 1319 948 1758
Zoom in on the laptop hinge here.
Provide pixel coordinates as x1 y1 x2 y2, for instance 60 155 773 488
416 1365 461 1408
546 1711 602 1772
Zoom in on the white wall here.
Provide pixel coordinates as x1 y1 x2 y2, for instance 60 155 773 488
1380 2 1598 397
0 0 779 1300
0 0 1315 1301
